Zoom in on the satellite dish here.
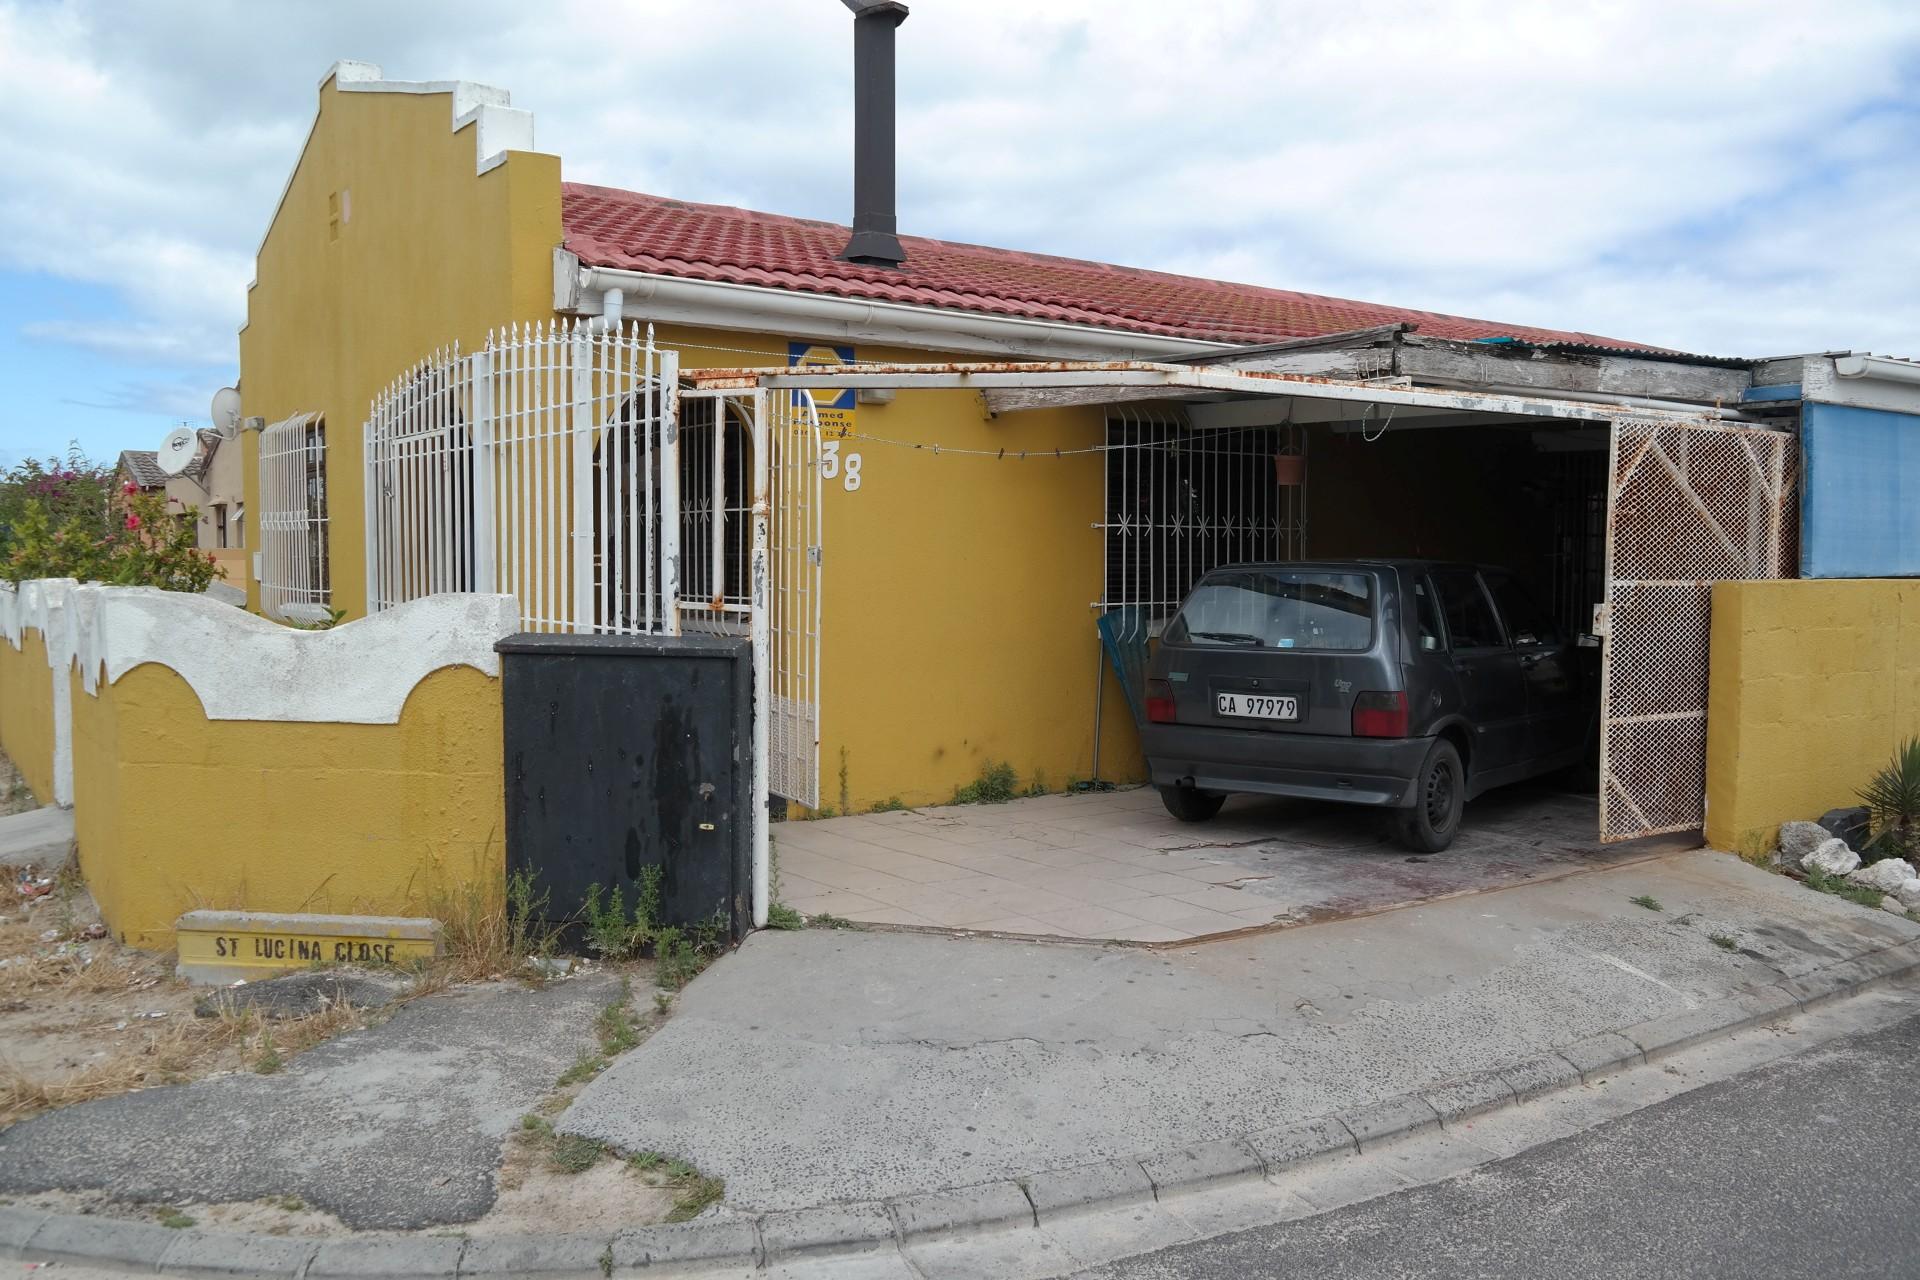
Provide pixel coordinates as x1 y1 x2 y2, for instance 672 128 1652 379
157 425 201 477
210 387 243 436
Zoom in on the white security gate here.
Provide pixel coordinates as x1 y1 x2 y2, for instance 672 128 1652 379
763 387 825 809
363 322 825 809
1598 416 1794 842
365 322 681 634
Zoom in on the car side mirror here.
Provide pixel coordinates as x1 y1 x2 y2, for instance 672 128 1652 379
1576 633 1601 649
1420 635 1440 651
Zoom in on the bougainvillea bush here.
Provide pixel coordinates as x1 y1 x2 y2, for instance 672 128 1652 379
2 452 222 593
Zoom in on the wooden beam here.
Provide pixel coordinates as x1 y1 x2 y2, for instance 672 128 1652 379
1398 335 1750 403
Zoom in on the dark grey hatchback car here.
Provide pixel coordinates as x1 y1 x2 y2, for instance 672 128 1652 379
1142 560 1597 851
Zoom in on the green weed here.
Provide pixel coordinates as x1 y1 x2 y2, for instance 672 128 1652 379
807 913 861 931
765 902 806 930
549 1134 604 1174
1804 866 1887 909
158 1208 195 1229
952 761 1019 805
556 1051 607 1088
1708 933 1740 951
868 796 907 814
1629 894 1663 912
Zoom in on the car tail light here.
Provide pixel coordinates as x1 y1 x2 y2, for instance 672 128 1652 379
1351 690 1409 738
1146 678 1176 724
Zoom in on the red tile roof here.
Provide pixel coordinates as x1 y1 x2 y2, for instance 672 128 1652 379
561 183 1653 352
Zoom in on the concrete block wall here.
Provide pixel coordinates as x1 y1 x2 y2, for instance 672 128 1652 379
1705 578 1920 850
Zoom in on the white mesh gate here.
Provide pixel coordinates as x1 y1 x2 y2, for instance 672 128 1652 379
1598 416 1794 842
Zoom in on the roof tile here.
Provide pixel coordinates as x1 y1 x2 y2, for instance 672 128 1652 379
561 184 1652 351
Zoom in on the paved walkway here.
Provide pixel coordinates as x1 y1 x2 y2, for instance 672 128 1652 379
775 784 1682 942
565 848 1919 1211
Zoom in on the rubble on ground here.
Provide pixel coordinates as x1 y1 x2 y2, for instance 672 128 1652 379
1800 838 1861 877
1847 858 1918 895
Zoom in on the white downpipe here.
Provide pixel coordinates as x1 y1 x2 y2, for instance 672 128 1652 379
748 386 771 929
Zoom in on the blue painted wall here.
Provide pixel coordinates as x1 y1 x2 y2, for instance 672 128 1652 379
1801 401 1920 578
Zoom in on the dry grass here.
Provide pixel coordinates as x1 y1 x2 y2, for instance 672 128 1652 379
0 996 367 1126
427 867 557 985
0 751 35 817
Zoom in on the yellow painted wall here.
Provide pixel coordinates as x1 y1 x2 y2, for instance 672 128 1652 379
70 659 504 949
657 326 1143 812
0 632 55 803
239 71 561 620
1705 578 1920 851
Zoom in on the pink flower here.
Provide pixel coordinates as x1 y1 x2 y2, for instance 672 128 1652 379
124 513 141 530
122 481 137 495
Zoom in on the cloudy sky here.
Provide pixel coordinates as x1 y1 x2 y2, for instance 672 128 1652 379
1 0 1917 466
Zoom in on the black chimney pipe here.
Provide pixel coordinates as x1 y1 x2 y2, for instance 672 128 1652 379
838 0 909 268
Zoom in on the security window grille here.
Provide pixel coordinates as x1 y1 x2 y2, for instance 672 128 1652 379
1099 407 1305 630
258 413 331 622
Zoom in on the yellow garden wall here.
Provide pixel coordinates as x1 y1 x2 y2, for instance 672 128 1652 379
0 629 55 803
2 582 518 950
1705 578 1920 850
72 661 503 949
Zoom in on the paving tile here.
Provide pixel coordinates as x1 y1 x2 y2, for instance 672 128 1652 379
1030 903 1168 939
797 861 926 897
1168 884 1264 914
1116 871 1209 895
958 915 1061 936
1025 874 1155 906
1156 908 1259 938
790 891 890 918
1105 893 1225 926
846 906 940 927
1171 863 1270 885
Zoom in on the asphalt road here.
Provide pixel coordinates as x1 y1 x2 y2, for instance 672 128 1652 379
1079 1012 1920 1280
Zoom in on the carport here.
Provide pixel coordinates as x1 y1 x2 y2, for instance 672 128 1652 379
710 335 1798 853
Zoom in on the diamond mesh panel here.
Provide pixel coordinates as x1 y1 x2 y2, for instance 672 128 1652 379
1599 418 1795 842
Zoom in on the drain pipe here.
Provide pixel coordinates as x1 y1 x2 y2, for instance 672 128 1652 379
585 288 624 333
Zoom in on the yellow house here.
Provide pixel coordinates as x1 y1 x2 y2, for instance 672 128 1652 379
237 61 1796 828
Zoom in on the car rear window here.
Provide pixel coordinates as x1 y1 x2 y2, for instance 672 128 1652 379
1165 569 1374 652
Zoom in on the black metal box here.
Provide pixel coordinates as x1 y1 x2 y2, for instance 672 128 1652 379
497 632 752 939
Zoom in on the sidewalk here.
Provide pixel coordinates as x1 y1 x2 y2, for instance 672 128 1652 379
562 848 1919 1211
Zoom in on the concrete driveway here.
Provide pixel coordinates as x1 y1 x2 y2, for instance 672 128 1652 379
776 781 1690 942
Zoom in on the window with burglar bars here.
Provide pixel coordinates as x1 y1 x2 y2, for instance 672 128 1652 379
1098 406 1305 636
258 413 331 622
677 392 756 636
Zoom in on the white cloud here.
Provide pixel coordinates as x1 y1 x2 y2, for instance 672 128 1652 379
1 0 1917 393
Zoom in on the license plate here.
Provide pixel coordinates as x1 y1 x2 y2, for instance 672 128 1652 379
1216 692 1299 721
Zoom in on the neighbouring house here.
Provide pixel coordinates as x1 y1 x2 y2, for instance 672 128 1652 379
160 427 249 591
228 57 1920 851
116 449 168 495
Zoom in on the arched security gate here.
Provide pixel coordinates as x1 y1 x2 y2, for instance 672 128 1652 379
363 324 825 811
1598 416 1794 842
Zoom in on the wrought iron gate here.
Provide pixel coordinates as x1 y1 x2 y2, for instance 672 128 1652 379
363 324 825 806
764 388 824 809
1598 417 1794 842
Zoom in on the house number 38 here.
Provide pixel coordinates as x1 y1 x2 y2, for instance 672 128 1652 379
822 441 864 492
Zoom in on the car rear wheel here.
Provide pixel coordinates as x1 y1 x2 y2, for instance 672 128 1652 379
1159 785 1225 823
1394 739 1464 852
